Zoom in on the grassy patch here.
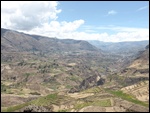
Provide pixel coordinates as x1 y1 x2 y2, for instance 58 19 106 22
23 73 35 76
17 92 25 95
5 89 14 94
92 99 111 106
74 102 90 110
29 92 41 95
74 99 111 110
67 76 81 82
58 109 68 112
66 85 72 89
82 86 102 93
107 90 149 107
2 93 59 112
1 83 7 92
31 93 58 106
2 102 31 112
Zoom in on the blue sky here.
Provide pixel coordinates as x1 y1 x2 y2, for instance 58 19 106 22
57 1 149 30
1 1 149 42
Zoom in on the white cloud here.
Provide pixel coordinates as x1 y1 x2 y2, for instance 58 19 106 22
21 25 148 42
108 10 117 15
1 1 149 42
137 6 148 11
20 19 85 37
1 1 61 30
80 26 149 42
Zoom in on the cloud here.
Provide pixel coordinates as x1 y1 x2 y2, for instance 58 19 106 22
20 19 85 37
1 1 149 42
1 1 61 30
108 10 117 15
21 25 148 42
81 26 149 42
137 6 148 11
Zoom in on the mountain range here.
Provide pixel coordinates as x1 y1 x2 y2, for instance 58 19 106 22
1 28 149 112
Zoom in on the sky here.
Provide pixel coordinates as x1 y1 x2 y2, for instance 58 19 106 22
1 1 149 42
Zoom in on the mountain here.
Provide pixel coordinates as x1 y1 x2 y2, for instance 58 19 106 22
128 45 149 69
87 40 149 72
1 28 149 112
87 40 149 55
1 28 98 54
1 28 105 97
1 28 102 64
69 71 105 93
109 45 149 102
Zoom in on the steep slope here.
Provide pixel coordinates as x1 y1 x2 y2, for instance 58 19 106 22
115 44 149 81
111 45 149 102
128 45 149 70
87 40 149 72
1 28 99 54
1 28 104 97
1 28 46 52
1 28 101 64
1 28 149 112
121 44 149 77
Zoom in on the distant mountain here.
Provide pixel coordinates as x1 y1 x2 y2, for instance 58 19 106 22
87 40 149 55
1 28 99 54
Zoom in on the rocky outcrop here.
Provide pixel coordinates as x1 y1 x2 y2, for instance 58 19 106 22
69 74 105 93
22 105 53 112
79 74 105 90
68 87 79 93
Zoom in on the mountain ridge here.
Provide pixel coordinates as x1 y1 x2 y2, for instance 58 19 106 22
1 28 99 54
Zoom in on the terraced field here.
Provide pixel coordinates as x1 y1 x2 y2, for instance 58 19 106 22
121 81 149 102
1 86 149 112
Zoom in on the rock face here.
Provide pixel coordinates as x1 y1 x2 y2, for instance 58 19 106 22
69 74 105 93
68 87 79 93
79 74 105 90
22 105 53 112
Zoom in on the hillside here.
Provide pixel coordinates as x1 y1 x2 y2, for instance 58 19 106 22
1 28 149 112
87 40 149 71
107 45 149 103
1 28 98 54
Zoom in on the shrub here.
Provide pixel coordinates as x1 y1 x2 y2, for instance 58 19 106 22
29 92 41 95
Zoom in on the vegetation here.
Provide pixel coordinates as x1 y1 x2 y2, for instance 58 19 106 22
29 92 41 95
32 93 58 106
58 109 68 112
68 76 81 82
82 86 102 94
6 90 14 94
23 73 35 76
66 85 72 89
74 99 111 110
2 93 58 112
2 102 31 112
1 83 7 92
17 61 27 66
1 28 149 112
107 90 149 107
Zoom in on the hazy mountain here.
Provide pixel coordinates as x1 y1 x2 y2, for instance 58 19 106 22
87 40 149 55
87 40 149 71
1 28 99 54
